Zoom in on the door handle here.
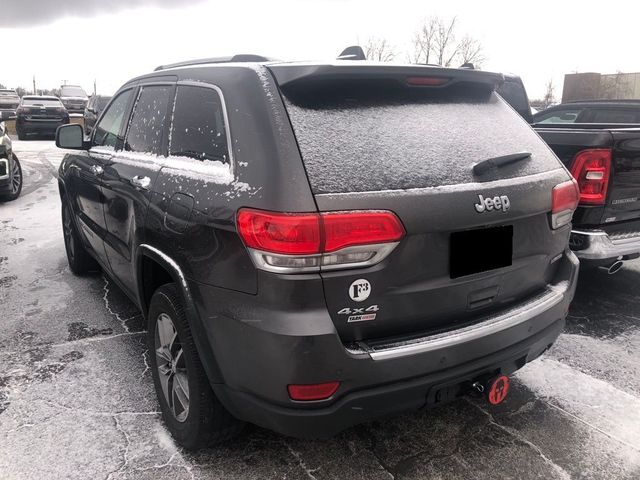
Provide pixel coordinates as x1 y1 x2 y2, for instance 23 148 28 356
90 165 104 175
131 175 151 190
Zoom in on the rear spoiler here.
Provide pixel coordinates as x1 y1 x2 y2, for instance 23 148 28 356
267 62 504 91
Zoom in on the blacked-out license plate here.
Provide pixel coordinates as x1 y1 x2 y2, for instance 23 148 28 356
450 225 513 279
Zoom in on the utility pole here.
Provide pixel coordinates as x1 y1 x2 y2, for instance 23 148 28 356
94 79 96 95
33 75 36 95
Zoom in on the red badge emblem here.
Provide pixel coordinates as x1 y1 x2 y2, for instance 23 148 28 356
487 375 510 405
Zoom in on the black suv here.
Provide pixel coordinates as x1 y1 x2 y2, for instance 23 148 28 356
56 56 580 449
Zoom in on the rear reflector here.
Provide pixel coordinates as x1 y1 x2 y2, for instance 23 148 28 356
551 179 580 229
288 382 340 401
570 149 612 205
237 209 405 273
406 76 450 86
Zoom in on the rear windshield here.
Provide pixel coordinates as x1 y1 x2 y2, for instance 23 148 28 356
281 82 561 194
61 86 86 97
22 98 62 107
0 90 18 96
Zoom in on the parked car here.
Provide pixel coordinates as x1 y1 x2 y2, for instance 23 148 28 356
0 111 22 201
59 85 89 114
83 95 111 136
499 78 640 273
0 89 20 117
56 56 579 449
534 100 640 125
16 95 70 140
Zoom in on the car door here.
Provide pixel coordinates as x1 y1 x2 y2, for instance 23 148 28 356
101 83 174 295
66 89 134 268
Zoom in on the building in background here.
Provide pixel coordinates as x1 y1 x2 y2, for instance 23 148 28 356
563 72 640 102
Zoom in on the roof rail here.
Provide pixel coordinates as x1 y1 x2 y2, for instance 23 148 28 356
154 54 275 71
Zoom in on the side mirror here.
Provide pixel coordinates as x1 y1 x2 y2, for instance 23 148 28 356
56 124 87 149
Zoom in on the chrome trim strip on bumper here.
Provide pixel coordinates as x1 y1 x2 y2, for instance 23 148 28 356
571 229 640 260
351 286 565 361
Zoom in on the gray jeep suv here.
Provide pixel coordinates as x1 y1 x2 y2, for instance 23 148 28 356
55 54 580 449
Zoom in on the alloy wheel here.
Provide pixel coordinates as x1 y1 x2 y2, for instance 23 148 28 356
10 158 21 194
155 312 190 422
62 206 75 260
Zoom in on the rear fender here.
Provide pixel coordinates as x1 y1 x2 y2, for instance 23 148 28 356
135 244 224 384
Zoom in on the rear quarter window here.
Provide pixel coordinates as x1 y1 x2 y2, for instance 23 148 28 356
169 85 230 163
281 84 561 194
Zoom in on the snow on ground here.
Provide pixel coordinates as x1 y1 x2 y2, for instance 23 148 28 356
0 138 639 479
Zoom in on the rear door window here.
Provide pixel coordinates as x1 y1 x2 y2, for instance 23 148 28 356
93 90 132 150
169 85 229 163
125 85 172 155
535 108 582 124
588 108 639 123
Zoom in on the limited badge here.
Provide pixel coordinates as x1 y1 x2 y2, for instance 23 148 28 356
349 279 371 302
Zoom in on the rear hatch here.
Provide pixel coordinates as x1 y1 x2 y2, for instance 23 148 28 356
22 100 65 121
270 62 573 342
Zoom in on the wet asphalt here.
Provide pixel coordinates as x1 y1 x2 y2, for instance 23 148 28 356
0 139 639 480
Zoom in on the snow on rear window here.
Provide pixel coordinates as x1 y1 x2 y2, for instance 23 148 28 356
283 91 560 194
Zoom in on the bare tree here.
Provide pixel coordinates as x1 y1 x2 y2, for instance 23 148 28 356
15 87 27 97
434 16 459 67
411 16 485 68
599 72 632 99
410 16 438 64
364 37 396 62
542 80 555 109
457 36 485 67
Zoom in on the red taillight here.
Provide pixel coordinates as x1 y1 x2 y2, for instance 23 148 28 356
237 209 405 272
322 211 405 252
551 179 580 229
406 76 450 86
236 210 320 255
288 382 340 401
570 149 612 205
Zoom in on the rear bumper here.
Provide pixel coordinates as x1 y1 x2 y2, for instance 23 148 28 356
191 249 578 438
16 117 68 133
570 228 640 263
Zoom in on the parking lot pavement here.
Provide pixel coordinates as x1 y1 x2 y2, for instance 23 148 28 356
0 139 639 480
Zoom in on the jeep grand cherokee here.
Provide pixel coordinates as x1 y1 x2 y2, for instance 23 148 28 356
55 55 580 449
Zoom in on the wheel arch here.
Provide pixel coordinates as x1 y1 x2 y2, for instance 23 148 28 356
136 244 224 384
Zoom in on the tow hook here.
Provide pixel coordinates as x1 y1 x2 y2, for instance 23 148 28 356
471 381 485 394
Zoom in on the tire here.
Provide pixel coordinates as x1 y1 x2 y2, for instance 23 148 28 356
0 154 22 201
61 198 99 274
148 283 243 450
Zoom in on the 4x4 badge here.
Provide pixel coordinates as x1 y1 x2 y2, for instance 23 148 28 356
474 194 510 213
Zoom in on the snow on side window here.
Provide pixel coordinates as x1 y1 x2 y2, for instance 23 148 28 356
125 86 172 156
169 85 229 164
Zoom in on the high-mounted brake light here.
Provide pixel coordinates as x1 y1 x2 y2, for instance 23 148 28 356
551 179 580 229
570 149 612 205
288 382 340 401
406 76 450 86
237 209 405 273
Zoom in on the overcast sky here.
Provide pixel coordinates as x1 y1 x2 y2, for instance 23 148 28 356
1 0 638 100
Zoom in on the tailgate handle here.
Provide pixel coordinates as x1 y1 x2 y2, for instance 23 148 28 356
473 152 531 175
467 285 500 309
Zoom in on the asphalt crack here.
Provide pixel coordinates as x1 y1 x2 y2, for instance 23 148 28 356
467 399 572 480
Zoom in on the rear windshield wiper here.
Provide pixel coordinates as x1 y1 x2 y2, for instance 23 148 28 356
473 152 531 175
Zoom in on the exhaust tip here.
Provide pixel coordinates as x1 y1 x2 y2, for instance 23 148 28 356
599 260 624 275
